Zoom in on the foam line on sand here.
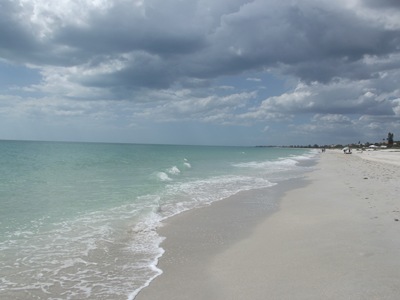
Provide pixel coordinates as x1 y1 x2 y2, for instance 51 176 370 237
136 150 400 300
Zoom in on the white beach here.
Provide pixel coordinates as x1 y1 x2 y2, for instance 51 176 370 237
136 150 400 299
355 149 400 166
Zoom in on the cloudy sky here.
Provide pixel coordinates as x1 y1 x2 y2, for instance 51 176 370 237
1 0 400 146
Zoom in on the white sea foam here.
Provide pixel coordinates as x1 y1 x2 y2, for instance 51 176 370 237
156 172 172 181
155 175 276 221
233 151 317 170
233 158 297 169
0 204 165 299
182 158 191 168
167 166 181 175
127 247 164 300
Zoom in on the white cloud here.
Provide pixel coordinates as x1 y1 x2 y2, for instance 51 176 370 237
312 114 352 124
132 90 257 123
246 77 262 82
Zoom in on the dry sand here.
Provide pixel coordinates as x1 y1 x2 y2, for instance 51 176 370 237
136 150 400 300
355 149 400 166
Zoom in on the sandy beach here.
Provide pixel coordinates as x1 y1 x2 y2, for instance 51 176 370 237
136 150 400 300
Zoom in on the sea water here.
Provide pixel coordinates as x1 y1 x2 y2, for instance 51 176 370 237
0 141 318 299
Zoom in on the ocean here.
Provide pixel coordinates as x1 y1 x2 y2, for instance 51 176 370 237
0 140 318 299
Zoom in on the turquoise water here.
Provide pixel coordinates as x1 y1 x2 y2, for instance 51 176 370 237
0 141 318 299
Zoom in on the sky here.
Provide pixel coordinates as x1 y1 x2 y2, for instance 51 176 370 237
1 0 400 146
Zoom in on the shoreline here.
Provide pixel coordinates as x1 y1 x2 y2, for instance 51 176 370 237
135 175 311 299
136 150 400 299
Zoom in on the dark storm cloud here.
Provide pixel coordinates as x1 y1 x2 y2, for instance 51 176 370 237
209 1 400 83
53 1 206 57
279 4 400 82
79 53 177 89
0 1 40 62
363 0 400 9
0 1 91 66
1 0 400 93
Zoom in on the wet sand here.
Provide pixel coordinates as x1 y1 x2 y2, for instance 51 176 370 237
136 150 400 299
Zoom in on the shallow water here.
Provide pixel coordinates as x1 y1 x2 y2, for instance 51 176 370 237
0 141 318 299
